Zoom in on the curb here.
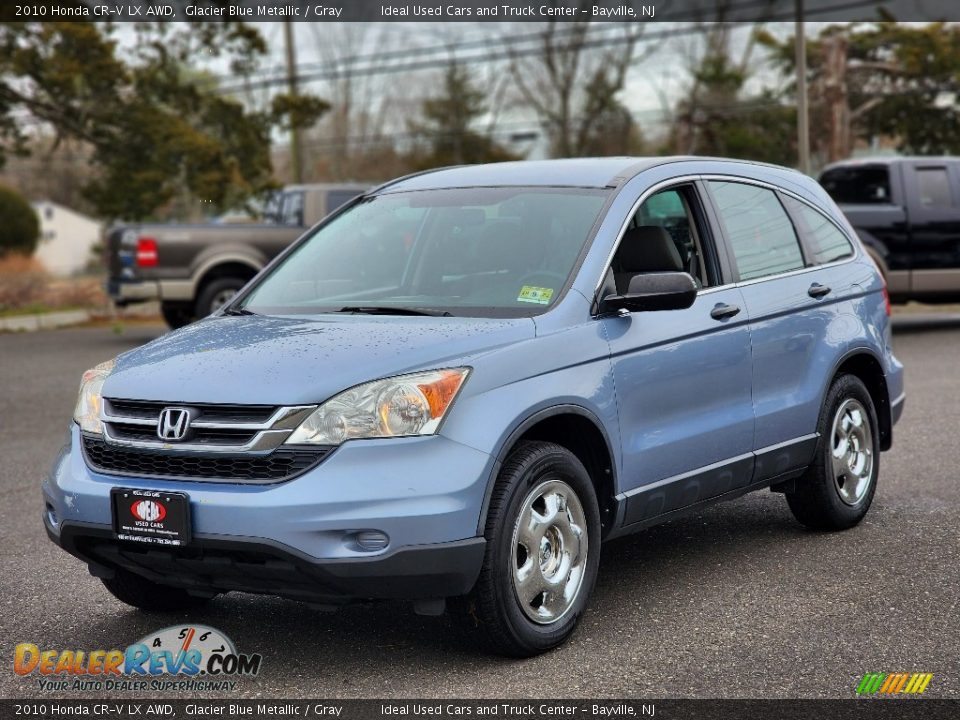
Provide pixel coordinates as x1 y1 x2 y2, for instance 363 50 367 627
0 309 92 333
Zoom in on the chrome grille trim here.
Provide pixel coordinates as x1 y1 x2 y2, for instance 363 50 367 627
100 399 317 454
101 426 295 454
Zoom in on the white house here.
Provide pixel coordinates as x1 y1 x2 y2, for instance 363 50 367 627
31 201 103 277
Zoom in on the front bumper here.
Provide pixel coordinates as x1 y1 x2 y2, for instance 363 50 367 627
43 425 494 601
46 520 485 602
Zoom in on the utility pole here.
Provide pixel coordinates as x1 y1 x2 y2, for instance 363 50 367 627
824 35 850 163
795 0 811 174
284 20 303 184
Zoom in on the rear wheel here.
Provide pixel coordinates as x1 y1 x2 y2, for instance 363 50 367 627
102 569 212 611
467 441 600 657
195 278 247 319
160 301 194 330
786 374 880 530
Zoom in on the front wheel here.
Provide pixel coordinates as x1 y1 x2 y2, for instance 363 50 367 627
786 374 880 530
467 441 601 657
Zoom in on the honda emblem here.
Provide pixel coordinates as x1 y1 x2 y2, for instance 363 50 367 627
157 408 193 442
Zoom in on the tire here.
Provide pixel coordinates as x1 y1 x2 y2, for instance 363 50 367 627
160 302 194 330
467 441 601 657
786 374 880 531
102 568 212 611
195 278 246 319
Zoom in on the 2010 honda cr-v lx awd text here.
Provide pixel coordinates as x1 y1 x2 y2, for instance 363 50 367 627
45 157 904 656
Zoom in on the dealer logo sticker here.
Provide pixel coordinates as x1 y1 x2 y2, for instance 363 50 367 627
130 499 166 522
14 625 262 692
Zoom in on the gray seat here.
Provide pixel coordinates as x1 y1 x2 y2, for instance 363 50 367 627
614 226 684 294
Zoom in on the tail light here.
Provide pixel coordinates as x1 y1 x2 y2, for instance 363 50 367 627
135 237 158 267
881 284 892 317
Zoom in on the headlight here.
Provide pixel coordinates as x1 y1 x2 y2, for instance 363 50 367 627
73 359 115 434
286 368 470 445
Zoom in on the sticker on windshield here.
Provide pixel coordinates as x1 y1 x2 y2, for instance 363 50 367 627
517 286 555 305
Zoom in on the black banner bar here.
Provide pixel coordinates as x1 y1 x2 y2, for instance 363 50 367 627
2 700 959 720
3 0 960 23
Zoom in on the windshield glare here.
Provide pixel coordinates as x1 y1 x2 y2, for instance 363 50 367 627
240 187 609 317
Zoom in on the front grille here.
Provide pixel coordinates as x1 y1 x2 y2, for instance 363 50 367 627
107 422 257 446
82 435 331 483
105 398 279 424
99 397 317 458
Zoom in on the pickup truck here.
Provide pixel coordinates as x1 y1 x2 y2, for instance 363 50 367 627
106 184 368 328
819 157 960 303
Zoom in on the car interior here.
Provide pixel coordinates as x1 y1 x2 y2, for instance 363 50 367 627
599 186 715 302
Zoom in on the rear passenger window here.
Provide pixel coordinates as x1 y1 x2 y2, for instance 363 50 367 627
820 165 891 204
708 181 805 281
915 167 953 208
781 196 854 265
281 191 305 226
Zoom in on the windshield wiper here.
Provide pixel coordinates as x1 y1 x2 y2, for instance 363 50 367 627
221 306 257 316
335 306 452 317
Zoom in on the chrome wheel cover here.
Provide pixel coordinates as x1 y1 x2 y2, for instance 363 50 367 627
510 479 588 625
831 398 874 505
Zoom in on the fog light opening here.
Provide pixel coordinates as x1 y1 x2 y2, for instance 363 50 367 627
45 502 59 528
354 530 389 552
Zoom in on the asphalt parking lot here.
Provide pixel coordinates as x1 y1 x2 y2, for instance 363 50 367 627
1 316 958 700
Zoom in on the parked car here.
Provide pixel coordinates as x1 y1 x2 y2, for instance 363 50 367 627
106 184 368 328
45 158 904 657
820 156 960 303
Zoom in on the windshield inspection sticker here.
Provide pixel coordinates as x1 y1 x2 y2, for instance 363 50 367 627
517 286 555 305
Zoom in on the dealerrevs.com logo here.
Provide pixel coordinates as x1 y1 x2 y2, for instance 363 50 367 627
14 625 262 692
856 672 934 695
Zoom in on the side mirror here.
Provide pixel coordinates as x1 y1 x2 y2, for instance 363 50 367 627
601 272 698 313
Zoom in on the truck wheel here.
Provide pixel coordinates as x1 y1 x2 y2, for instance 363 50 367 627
467 441 601 657
160 302 194 330
102 569 212 611
786 374 880 530
196 278 246 319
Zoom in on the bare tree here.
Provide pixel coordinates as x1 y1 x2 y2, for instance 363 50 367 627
672 22 762 155
306 23 409 181
506 8 654 157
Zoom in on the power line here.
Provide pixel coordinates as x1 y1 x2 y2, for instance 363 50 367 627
217 0 883 95
218 24 664 93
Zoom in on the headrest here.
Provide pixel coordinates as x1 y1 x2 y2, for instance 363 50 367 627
617 226 683 273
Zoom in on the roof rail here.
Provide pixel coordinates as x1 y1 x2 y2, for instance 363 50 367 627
366 165 466 195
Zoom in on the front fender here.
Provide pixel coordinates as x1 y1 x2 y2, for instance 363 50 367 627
438 320 619 534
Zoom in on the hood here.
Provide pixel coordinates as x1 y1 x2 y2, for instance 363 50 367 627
104 314 535 405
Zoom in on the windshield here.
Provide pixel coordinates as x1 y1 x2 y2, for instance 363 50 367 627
239 187 609 317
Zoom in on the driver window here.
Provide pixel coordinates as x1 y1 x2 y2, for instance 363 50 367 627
610 186 714 295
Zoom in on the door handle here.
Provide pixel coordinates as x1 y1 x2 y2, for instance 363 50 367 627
710 303 741 320
808 283 832 299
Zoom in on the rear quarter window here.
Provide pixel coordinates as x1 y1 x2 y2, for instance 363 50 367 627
781 196 855 265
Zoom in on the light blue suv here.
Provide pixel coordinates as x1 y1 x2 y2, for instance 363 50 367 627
45 158 904 656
